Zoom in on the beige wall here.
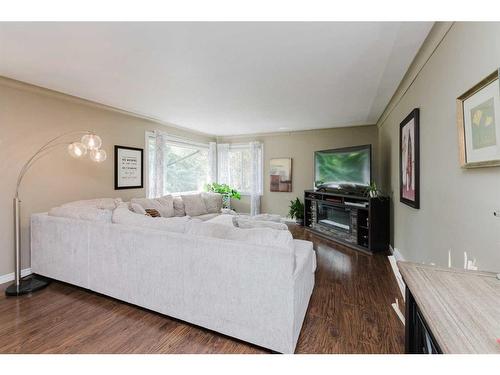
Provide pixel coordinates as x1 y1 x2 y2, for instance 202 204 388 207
218 125 379 216
378 22 500 271
0 77 214 276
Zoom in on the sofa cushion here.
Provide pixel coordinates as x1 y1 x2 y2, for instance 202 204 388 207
186 221 294 252
130 203 147 215
232 216 288 230
204 214 235 226
173 196 186 217
61 198 122 210
181 193 208 216
201 192 223 214
294 239 316 274
112 203 190 233
49 206 113 223
130 195 174 218
194 213 220 221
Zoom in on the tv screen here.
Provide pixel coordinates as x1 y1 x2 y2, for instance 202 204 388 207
314 145 371 188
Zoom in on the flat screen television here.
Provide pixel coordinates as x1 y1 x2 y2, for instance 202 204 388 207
314 145 371 189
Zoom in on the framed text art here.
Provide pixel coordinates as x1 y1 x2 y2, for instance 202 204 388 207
457 69 500 168
400 108 420 209
114 145 144 190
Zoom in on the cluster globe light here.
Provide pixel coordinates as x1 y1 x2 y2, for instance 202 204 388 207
90 149 107 163
81 133 102 150
67 133 106 162
67 142 87 158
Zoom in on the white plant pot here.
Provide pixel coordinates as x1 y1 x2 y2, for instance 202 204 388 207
222 194 231 209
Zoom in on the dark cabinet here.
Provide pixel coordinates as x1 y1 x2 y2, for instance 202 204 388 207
405 287 442 354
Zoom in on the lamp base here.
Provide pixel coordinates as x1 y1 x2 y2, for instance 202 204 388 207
5 275 50 296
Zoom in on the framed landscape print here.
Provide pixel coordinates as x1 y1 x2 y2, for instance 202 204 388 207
400 108 420 209
457 69 500 168
270 158 292 192
114 145 144 190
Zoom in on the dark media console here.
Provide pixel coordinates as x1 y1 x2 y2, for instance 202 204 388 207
304 189 389 254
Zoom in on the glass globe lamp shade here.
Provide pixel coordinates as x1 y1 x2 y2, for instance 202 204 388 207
81 133 102 151
67 142 87 158
90 149 107 163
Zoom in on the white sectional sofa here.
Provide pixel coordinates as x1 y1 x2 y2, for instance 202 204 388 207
30 200 316 353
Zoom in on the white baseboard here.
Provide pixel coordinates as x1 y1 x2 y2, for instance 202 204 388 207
389 244 405 262
0 268 32 285
388 245 405 300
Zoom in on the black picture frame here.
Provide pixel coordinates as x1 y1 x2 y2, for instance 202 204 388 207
399 108 420 209
114 145 144 190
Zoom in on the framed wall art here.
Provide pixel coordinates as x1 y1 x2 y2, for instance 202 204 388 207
457 69 500 168
269 158 292 192
114 145 144 190
400 108 420 209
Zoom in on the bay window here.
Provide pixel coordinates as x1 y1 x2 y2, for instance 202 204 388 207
147 131 216 197
147 131 263 214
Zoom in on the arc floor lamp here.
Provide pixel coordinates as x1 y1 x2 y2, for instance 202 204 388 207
5 130 107 296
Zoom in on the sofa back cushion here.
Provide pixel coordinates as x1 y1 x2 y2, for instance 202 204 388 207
181 193 208 216
232 216 288 230
186 221 294 253
112 203 190 233
61 198 122 210
130 203 147 215
173 196 186 217
130 195 174 218
49 206 113 223
201 192 223 214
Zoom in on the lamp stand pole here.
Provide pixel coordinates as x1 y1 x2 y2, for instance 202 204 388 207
5 197 49 296
4 130 99 297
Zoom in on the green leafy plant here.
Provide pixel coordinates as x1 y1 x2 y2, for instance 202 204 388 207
366 182 380 198
204 183 241 200
288 197 304 221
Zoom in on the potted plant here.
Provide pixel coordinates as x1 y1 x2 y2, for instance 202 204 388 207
289 197 305 226
205 183 241 209
367 182 380 198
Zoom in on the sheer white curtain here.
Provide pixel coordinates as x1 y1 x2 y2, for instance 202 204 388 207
249 141 263 216
149 130 167 198
217 142 262 215
217 143 230 185
208 142 217 184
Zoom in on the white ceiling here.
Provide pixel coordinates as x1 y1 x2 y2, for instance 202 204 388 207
0 22 432 136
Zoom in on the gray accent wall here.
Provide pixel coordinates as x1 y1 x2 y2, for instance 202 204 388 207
378 22 500 271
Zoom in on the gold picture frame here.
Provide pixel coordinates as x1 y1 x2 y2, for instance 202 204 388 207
456 69 500 168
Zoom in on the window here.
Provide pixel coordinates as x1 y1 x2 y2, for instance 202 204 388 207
147 132 214 196
147 132 262 205
218 143 263 195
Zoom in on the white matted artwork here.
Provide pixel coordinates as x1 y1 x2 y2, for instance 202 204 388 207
457 70 500 167
269 158 292 192
114 145 144 189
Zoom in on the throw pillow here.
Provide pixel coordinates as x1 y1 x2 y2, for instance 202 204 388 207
173 196 186 217
130 195 175 218
201 192 223 214
112 203 191 233
145 209 161 217
181 193 208 216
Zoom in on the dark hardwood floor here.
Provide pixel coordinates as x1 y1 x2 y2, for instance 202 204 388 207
0 225 404 353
